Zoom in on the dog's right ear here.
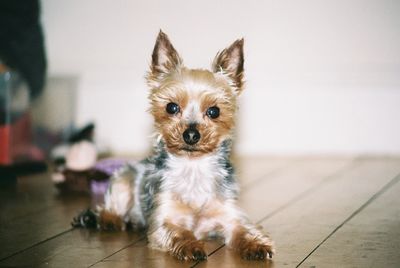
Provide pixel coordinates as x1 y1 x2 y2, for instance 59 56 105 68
212 39 245 95
148 30 182 87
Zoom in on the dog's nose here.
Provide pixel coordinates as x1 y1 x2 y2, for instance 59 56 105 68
183 126 200 145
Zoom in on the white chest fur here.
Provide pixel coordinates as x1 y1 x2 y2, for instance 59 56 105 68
161 154 227 207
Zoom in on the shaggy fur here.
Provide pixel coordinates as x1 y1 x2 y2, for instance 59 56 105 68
78 31 275 261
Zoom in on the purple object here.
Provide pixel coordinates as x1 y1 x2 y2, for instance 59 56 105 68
90 179 109 195
94 158 127 175
89 158 128 195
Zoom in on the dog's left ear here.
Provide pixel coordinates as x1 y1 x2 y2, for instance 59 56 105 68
148 31 182 86
212 39 244 94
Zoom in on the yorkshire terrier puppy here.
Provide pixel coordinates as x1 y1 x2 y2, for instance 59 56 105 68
76 31 275 261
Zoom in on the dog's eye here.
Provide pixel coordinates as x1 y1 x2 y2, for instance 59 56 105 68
206 106 220 119
166 102 180 115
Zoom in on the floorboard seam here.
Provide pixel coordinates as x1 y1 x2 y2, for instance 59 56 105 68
256 159 359 224
0 227 73 262
296 172 400 267
87 235 146 267
191 244 226 268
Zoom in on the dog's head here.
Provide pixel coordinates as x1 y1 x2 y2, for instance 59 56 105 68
147 31 244 157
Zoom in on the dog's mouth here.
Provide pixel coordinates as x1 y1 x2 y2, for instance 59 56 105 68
180 146 199 152
170 145 213 157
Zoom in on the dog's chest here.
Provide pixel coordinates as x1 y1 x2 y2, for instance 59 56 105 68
161 155 226 206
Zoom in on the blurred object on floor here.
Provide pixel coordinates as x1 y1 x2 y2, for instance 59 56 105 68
50 122 95 165
51 123 115 196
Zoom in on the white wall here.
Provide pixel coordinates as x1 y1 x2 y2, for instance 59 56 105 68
41 0 400 155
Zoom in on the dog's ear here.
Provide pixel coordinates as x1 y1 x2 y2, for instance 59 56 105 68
149 31 182 81
212 39 245 94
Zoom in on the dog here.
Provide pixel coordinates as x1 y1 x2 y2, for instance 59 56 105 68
74 30 275 261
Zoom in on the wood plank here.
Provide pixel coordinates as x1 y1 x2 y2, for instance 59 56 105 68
0 171 58 224
0 229 142 267
92 157 354 267
200 158 400 267
301 173 400 268
92 239 236 268
233 156 291 189
0 200 89 261
0 170 147 266
0 170 93 260
90 238 193 268
238 157 354 220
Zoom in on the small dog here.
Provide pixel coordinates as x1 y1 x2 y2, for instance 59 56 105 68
75 31 275 261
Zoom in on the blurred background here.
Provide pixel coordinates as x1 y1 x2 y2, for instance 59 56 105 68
1 2 400 265
2 0 400 164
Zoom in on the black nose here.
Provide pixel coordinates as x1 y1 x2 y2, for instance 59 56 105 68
183 127 200 145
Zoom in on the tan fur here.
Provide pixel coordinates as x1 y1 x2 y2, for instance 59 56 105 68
99 210 124 231
163 222 207 261
149 68 237 157
229 226 274 260
149 191 274 260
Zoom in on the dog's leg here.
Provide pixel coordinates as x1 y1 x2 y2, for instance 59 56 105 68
220 203 275 260
147 194 208 261
100 166 136 231
149 222 207 261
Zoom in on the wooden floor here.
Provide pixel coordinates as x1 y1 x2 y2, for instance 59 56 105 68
1 156 400 268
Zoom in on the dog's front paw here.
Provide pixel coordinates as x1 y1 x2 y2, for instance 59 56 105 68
231 230 275 261
239 240 275 260
171 241 207 261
